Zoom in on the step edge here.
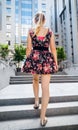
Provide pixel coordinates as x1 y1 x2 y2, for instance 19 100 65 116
0 101 78 112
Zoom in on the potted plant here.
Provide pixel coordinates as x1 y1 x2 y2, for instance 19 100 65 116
56 47 66 71
13 44 26 72
0 44 9 60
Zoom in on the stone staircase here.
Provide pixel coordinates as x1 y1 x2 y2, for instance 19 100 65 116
10 74 78 84
0 96 78 121
0 94 78 129
0 77 78 129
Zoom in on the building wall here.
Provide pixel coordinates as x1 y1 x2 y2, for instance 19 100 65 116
0 0 52 46
1 0 78 64
0 0 2 30
0 0 15 48
59 0 78 64
50 0 78 64
71 0 78 63
0 0 6 44
50 0 62 47
15 0 48 44
15 0 33 44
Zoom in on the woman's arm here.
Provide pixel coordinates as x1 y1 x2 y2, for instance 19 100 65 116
26 31 32 57
50 32 58 68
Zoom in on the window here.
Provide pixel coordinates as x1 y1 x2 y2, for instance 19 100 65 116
6 40 11 45
56 42 59 45
6 24 11 29
15 9 19 14
15 36 19 43
42 3 46 9
6 0 11 5
63 11 65 20
21 19 32 24
21 36 26 41
69 0 71 13
54 0 58 32
6 8 11 14
35 3 38 9
16 17 19 23
6 41 8 44
15 0 19 6
6 16 11 22
22 0 32 4
42 11 46 15
6 32 11 38
21 11 32 16
60 16 62 24
21 19 26 24
42 0 46 2
21 27 28 35
63 0 65 8
21 3 32 9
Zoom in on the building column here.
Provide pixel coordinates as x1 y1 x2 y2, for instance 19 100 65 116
71 0 78 64
65 0 72 63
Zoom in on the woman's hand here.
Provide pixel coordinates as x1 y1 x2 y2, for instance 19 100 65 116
55 64 58 72
54 62 58 72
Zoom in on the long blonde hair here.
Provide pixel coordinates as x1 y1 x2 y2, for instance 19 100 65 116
33 12 45 35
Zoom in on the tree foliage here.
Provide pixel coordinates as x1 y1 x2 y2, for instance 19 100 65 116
0 44 9 59
56 47 66 63
13 44 26 66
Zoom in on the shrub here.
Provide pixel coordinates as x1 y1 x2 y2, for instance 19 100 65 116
56 47 66 63
0 44 9 59
13 44 26 68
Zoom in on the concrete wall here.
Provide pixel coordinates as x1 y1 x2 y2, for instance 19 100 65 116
0 64 15 90
59 0 78 64
71 0 78 64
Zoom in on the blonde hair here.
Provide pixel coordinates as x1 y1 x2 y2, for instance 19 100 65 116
33 12 45 35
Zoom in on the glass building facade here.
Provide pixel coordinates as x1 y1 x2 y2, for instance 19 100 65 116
0 0 47 46
15 0 38 44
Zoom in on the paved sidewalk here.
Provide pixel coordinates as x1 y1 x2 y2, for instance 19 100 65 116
0 83 78 99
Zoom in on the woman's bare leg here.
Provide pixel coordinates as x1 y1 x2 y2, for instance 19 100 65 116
33 74 39 104
40 74 51 120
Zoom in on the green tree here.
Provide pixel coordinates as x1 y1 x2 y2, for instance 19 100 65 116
56 47 66 71
0 44 9 59
13 44 26 69
56 47 66 63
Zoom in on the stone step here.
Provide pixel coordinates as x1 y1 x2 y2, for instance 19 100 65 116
0 115 78 130
9 79 78 84
10 77 78 81
10 75 78 79
15 71 67 75
9 75 78 84
0 101 78 121
0 95 78 106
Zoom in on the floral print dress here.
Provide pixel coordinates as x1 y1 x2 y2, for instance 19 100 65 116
22 29 56 74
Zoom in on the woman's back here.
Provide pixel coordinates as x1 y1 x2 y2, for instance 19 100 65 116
29 27 52 48
33 27 49 37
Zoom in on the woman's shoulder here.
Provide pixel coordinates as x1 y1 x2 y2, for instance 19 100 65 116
29 28 36 36
28 28 35 36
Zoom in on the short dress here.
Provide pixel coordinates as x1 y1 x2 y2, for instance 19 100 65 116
22 29 56 74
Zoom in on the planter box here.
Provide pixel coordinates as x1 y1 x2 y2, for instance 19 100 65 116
16 68 21 72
